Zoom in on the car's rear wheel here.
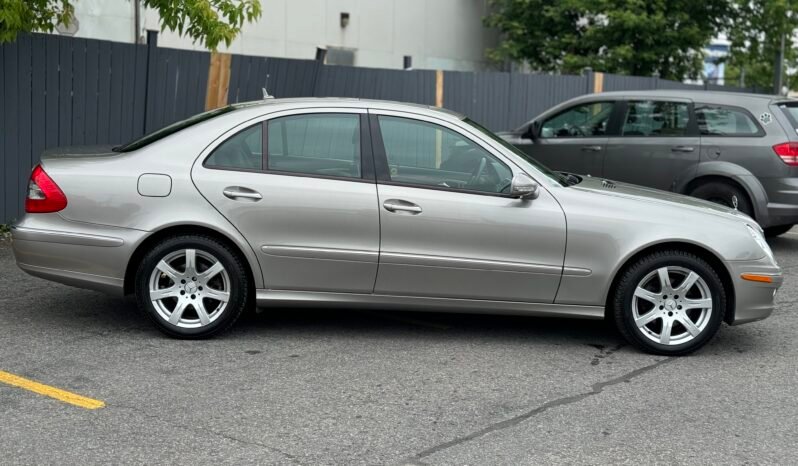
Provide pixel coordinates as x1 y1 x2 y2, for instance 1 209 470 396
764 224 794 237
135 235 249 338
689 181 754 218
612 250 726 356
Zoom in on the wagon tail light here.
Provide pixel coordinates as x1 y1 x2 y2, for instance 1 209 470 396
773 142 798 166
25 165 68 213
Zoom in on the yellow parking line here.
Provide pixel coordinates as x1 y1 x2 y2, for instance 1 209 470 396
0 370 105 410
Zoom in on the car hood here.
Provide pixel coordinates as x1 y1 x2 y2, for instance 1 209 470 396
572 176 755 224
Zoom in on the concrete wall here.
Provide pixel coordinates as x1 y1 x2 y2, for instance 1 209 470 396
65 0 498 71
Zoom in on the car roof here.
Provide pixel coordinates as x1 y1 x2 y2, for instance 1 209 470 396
230 97 466 120
580 89 783 103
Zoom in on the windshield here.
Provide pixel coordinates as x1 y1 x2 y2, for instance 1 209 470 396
461 118 569 187
114 105 236 152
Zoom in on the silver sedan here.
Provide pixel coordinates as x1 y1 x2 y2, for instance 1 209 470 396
11 99 782 355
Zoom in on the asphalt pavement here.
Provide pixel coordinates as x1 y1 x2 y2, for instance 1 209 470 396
0 233 796 465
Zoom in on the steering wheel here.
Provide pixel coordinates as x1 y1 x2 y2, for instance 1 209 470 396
568 124 586 137
468 157 487 187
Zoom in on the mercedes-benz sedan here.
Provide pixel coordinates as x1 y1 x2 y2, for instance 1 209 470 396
11 99 782 355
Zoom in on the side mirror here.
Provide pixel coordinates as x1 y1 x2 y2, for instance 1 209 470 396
522 121 539 140
510 173 539 199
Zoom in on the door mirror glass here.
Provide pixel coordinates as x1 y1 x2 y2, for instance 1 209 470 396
522 122 539 140
510 173 539 199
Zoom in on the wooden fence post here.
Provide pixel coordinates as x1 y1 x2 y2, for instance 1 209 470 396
435 70 444 108
205 52 232 110
593 72 604 93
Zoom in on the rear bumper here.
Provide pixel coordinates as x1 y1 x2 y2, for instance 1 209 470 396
10 214 145 295
727 257 783 325
761 177 798 227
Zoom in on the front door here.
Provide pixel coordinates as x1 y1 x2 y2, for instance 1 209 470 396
369 111 567 303
603 99 700 190
517 101 615 177
192 108 380 293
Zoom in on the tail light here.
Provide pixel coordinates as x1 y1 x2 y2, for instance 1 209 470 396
773 142 798 166
25 165 67 213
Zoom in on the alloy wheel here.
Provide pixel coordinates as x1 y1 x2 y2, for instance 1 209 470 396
148 249 231 329
631 266 713 346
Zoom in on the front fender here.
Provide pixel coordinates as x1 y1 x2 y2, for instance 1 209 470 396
675 161 770 227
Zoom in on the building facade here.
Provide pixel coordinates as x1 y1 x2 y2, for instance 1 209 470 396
63 0 498 71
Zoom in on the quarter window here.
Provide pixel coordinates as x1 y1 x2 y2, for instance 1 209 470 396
377 116 513 194
540 102 613 138
267 114 361 179
204 123 263 170
695 105 762 136
621 101 691 136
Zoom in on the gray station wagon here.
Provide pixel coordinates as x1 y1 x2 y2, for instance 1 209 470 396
501 90 798 236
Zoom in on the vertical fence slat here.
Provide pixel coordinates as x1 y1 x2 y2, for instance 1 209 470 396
71 39 87 145
108 43 126 144
57 36 73 147
17 35 32 220
97 41 112 143
31 35 46 171
4 40 19 221
84 39 99 144
0 44 4 224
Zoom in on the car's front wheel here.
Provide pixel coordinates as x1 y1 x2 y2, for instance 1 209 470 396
135 235 250 338
612 250 726 355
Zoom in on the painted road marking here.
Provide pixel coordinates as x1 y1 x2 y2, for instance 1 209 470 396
0 370 105 410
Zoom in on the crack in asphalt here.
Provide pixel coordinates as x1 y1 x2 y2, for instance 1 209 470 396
113 403 304 465
406 357 676 462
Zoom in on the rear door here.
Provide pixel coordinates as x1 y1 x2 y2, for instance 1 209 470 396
192 108 380 293
603 99 699 190
516 101 616 176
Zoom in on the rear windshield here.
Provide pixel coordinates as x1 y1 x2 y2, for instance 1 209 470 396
778 102 798 132
113 106 236 152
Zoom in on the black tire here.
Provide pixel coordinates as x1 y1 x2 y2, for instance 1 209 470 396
612 250 727 356
689 181 754 218
764 224 794 237
135 234 250 339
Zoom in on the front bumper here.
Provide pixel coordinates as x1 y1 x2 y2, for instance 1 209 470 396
727 256 783 325
11 214 146 295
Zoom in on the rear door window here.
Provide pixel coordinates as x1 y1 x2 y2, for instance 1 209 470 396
267 114 362 179
621 101 691 136
695 105 763 136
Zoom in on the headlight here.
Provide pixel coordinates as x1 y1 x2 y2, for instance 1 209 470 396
747 224 776 264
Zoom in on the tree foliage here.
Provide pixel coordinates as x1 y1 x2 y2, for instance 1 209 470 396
0 0 261 50
0 0 74 43
724 0 798 91
485 0 731 80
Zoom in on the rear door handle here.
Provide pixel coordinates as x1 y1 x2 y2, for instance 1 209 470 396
671 146 695 153
383 200 422 214
581 145 603 152
223 187 262 200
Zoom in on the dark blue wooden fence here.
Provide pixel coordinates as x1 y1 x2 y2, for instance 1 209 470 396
0 33 764 224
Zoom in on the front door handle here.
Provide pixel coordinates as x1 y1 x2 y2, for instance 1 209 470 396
383 200 422 214
671 146 695 153
581 145 603 152
223 187 262 200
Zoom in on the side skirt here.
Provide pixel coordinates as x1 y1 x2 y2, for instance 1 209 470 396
255 290 604 319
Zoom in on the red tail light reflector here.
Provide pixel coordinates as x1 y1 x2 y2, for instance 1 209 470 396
25 165 68 213
773 142 798 166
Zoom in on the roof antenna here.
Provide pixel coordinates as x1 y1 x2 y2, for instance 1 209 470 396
262 73 274 99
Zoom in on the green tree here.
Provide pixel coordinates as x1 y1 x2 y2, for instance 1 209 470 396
485 0 731 80
0 0 261 50
724 0 798 92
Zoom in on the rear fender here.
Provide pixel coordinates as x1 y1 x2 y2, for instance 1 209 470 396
675 161 770 226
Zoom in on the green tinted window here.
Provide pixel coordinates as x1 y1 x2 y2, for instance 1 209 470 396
267 114 361 179
378 116 513 194
622 101 690 136
204 124 262 170
541 102 613 138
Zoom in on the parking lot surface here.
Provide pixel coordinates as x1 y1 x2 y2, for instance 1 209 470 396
0 234 796 465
